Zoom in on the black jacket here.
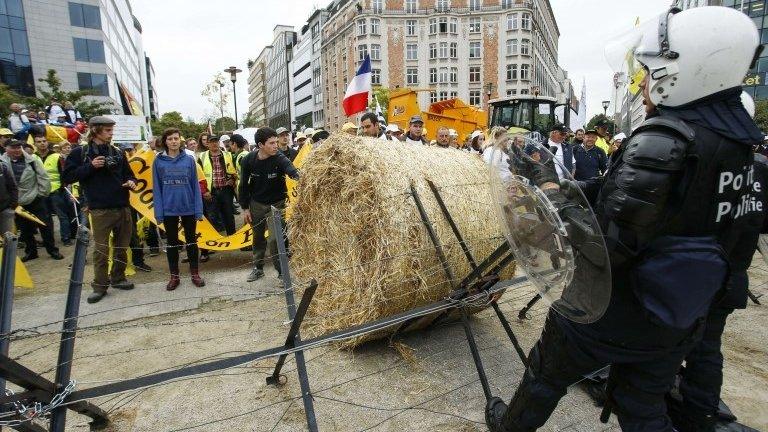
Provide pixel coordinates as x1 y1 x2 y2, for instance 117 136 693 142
0 162 18 211
62 142 136 209
573 144 607 181
239 151 299 205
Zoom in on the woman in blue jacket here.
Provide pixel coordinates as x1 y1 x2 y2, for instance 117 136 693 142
153 128 205 290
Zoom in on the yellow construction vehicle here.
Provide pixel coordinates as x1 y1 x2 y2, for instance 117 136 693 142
387 88 488 141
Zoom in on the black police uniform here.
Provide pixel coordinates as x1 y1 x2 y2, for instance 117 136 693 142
668 153 768 432
488 87 765 432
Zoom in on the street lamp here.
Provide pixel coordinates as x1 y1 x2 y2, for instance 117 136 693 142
224 66 243 128
602 100 610 116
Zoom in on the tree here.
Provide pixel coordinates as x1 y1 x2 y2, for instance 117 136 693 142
201 73 231 120
0 83 23 122
586 113 617 135
368 87 390 120
755 100 768 133
25 69 111 119
241 111 259 128
150 111 205 140
214 116 236 133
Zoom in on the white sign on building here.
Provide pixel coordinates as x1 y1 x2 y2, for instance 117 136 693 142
106 115 149 143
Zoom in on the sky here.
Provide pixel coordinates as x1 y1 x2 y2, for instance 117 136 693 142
131 0 673 123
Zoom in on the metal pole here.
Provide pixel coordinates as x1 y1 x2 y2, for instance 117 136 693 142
268 207 318 432
49 226 90 432
0 233 18 406
232 81 239 129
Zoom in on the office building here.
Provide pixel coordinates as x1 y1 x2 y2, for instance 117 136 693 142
265 25 297 130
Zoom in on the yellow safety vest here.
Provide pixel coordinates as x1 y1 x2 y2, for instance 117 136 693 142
595 136 611 155
197 150 237 188
40 152 61 192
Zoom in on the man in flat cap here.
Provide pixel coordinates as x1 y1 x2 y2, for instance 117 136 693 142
63 116 138 304
400 115 428 145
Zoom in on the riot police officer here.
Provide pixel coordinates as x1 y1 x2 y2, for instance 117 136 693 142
486 6 765 432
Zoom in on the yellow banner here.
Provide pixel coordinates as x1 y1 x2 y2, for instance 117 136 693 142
0 251 34 289
285 142 313 219
15 206 45 226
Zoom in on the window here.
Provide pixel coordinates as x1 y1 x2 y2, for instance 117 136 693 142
438 17 448 33
406 68 419 85
429 19 437 34
507 13 518 30
506 64 517 80
449 18 458 34
450 91 457 98
357 19 367 36
73 38 105 63
439 91 448 100
439 67 449 83
469 66 480 83
372 0 383 13
430 92 438 103
469 0 480 11
68 2 101 29
429 43 437 59
469 90 481 106
406 19 417 36
520 64 530 80
520 38 530 56
469 17 481 33
371 44 381 60
77 72 108 96
521 13 531 30
439 42 448 58
502 39 517 57
469 41 481 58
406 0 417 13
520 88 529 95
372 68 381 85
450 67 458 83
506 89 517 96
358 44 368 61
429 68 438 84
449 42 457 59
371 18 380 35
436 0 450 12
406 44 418 60
502 0 514 8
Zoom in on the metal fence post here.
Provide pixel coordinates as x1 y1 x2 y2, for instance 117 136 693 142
0 232 18 431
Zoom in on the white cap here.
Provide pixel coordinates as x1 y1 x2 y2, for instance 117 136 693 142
304 127 315 136
470 130 483 140
612 133 626 141
386 124 401 132
219 134 231 143
448 128 458 137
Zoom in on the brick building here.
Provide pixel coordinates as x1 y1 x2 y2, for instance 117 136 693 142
320 0 566 131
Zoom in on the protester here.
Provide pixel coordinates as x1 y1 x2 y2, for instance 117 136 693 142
546 123 575 179
609 132 626 154
22 143 34 156
62 116 137 304
45 99 66 121
275 127 297 161
63 101 81 124
294 132 307 150
571 128 585 146
468 130 485 154
197 135 237 235
360 112 385 139
231 134 249 176
37 112 49 125
400 116 427 144
311 129 329 144
219 134 231 152
240 127 299 283
486 7 765 431
1 140 63 262
34 135 74 246
435 127 451 148
186 138 199 154
153 128 205 290
594 119 612 154
341 122 358 136
0 153 17 234
7 103 30 140
0 128 13 154
385 124 402 141
573 129 607 181
482 130 512 182
448 129 459 148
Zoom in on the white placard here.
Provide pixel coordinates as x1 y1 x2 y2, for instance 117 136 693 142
105 115 149 143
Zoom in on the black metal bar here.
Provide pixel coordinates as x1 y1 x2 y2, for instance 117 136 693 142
426 180 478 269
267 207 318 432
267 281 318 385
50 226 106 432
459 308 492 401
0 233 18 403
410 183 457 286
747 288 762 305
459 242 510 289
491 302 528 365
10 422 46 432
518 294 542 320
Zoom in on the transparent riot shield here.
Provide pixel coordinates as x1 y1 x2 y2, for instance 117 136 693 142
488 137 611 323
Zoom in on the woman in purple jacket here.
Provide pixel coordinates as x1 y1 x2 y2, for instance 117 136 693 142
152 128 205 290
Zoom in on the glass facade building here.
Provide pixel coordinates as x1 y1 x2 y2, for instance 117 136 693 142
0 0 33 95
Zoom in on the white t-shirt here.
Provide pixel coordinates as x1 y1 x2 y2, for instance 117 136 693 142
48 104 66 120
548 139 575 180
482 146 511 182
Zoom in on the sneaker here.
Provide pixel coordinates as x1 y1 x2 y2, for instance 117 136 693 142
87 291 106 304
111 280 134 290
149 247 160 257
134 262 152 272
246 268 264 282
485 397 508 432
49 251 64 260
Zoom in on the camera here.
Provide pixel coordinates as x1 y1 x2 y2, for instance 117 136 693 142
104 155 119 169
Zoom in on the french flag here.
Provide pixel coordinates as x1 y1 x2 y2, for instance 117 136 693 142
343 55 372 116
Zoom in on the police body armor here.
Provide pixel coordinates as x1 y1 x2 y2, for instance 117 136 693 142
590 115 761 331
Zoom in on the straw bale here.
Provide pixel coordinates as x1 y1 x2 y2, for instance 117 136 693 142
289 134 515 345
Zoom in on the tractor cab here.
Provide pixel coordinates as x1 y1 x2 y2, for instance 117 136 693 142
488 96 564 137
